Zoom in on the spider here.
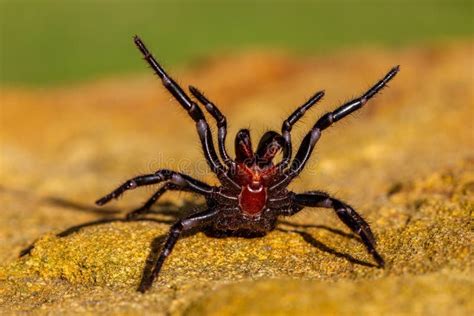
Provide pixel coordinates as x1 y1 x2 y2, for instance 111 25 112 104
96 36 399 292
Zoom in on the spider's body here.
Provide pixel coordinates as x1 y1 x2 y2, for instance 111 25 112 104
96 36 399 292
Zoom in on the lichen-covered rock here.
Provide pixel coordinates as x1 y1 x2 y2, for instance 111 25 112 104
0 41 472 314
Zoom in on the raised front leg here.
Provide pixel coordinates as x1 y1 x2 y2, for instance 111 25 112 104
189 86 235 170
278 90 325 171
272 66 399 190
292 191 384 267
134 36 237 188
139 208 218 292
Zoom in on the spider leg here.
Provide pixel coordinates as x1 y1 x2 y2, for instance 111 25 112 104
272 66 399 190
126 182 191 220
277 90 325 171
138 207 218 292
95 169 213 206
189 86 235 170
291 191 384 267
134 36 238 188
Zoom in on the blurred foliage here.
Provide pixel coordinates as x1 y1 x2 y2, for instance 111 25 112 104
0 0 472 86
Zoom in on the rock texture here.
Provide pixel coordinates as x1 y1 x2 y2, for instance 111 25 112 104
0 41 473 314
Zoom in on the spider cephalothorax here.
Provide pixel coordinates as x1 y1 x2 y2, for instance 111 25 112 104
96 36 399 292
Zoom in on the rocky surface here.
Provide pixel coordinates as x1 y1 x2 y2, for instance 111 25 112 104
0 41 473 314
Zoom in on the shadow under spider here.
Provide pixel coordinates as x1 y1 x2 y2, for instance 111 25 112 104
278 219 360 242
17 195 204 289
276 226 377 268
18 199 197 257
18 193 376 289
44 195 190 218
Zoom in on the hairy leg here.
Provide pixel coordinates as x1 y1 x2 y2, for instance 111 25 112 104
189 86 235 170
134 36 238 188
96 169 213 206
292 191 384 267
278 90 325 170
272 66 399 190
138 208 218 292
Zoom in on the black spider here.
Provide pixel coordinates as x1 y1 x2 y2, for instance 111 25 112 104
96 36 399 292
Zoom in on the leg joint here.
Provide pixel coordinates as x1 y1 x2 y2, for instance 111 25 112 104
196 119 209 135
216 117 226 128
154 169 174 179
310 128 321 143
170 222 184 234
315 112 334 130
125 179 138 190
189 103 205 121
282 120 292 132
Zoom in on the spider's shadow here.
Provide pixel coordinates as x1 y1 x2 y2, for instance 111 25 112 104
18 197 192 257
20 196 376 290
18 196 200 291
277 220 377 268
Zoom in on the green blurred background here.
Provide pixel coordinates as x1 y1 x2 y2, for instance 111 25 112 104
0 0 472 87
